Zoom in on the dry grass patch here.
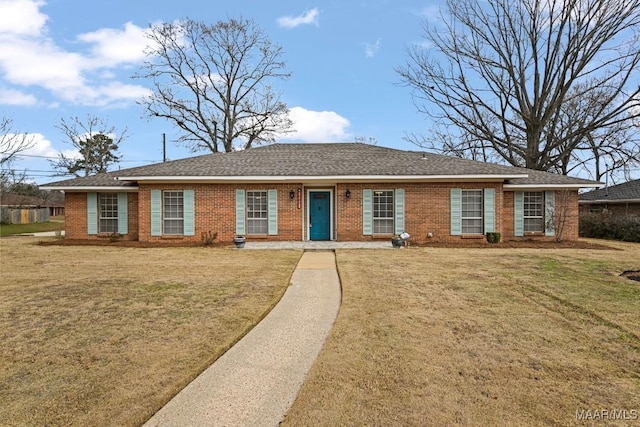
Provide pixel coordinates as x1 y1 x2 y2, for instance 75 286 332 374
0 237 301 427
284 240 640 426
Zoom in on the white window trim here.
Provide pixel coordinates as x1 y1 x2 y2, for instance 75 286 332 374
98 192 118 234
246 190 269 235
372 189 395 235
163 190 184 235
461 189 483 235
523 191 545 233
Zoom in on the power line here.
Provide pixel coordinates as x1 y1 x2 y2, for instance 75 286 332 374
15 154 159 163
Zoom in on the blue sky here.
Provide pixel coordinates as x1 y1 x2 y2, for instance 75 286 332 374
0 0 440 183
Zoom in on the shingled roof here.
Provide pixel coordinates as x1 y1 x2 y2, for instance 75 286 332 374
40 143 600 189
579 179 640 202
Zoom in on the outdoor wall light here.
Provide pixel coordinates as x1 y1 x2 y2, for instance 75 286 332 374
289 190 296 200
345 189 351 199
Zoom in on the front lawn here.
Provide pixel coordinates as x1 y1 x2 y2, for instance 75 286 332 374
0 216 65 236
0 237 301 426
284 240 640 426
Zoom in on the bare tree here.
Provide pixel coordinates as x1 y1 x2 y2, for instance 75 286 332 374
0 116 35 184
548 83 640 182
398 0 640 177
50 115 126 177
136 17 293 153
548 190 575 242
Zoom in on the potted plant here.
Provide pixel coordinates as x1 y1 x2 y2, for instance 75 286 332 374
233 235 246 248
391 234 403 248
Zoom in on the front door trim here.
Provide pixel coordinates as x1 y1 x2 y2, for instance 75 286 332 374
306 188 334 241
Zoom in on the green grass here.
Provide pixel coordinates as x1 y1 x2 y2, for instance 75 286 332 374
0 217 65 236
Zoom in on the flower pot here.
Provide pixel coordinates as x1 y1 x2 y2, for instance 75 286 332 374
391 237 403 248
233 237 246 248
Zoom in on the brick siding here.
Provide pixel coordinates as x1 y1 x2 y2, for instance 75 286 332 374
64 184 581 243
64 192 138 241
138 183 304 243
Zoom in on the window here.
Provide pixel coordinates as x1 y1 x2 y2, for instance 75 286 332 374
163 191 184 235
461 190 483 234
99 193 118 233
524 191 544 233
373 190 394 234
247 191 268 235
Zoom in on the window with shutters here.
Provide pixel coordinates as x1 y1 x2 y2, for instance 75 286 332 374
163 191 184 235
461 190 483 234
98 193 118 233
524 191 544 233
373 190 394 234
247 191 268 235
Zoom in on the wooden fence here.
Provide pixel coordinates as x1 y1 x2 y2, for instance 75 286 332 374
0 208 50 224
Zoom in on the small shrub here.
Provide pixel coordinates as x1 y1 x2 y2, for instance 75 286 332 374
201 230 218 246
486 232 501 244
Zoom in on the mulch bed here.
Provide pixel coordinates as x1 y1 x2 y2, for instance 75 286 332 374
411 239 617 250
36 238 618 250
37 239 224 248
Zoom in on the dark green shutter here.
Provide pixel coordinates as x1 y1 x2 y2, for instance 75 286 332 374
183 190 195 236
545 191 555 236
87 193 97 235
483 188 495 233
362 189 372 235
268 189 278 235
151 190 162 236
394 189 405 234
450 189 462 236
117 193 128 235
514 191 524 237
235 189 246 235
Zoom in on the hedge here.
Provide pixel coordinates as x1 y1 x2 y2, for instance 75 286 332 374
579 213 640 243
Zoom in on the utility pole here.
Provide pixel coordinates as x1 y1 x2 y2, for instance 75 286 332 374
162 133 166 162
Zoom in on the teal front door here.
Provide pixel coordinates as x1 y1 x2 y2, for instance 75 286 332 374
309 191 331 240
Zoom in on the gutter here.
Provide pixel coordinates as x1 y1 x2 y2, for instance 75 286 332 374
38 186 139 191
578 198 640 204
115 174 530 183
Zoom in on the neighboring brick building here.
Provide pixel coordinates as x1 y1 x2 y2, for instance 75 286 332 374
579 179 640 217
40 143 600 244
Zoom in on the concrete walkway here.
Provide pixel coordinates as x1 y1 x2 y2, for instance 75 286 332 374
143 251 341 427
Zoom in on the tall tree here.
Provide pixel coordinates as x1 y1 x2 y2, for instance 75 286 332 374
398 0 640 178
50 115 126 177
136 17 293 153
0 115 34 184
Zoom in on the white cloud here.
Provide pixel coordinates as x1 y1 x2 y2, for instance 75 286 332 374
365 38 381 58
22 133 57 157
0 37 85 87
281 106 351 142
0 87 38 105
77 22 148 66
277 8 320 29
0 0 149 106
0 0 47 37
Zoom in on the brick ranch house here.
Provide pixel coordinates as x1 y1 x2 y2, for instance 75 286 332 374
40 143 601 244
579 178 640 217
